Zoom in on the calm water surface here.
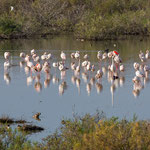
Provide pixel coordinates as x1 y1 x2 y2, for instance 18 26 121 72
0 35 150 141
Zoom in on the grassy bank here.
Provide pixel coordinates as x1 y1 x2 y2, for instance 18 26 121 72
1 112 150 149
0 0 150 40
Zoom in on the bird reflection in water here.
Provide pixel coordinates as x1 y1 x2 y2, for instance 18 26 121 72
86 83 91 96
95 82 103 94
82 72 88 83
4 71 11 85
44 78 50 88
34 81 42 93
110 84 116 107
76 78 81 94
19 61 25 68
119 76 125 87
71 76 76 85
33 74 42 92
59 81 67 95
60 71 66 80
44 73 51 88
52 75 59 85
27 76 35 86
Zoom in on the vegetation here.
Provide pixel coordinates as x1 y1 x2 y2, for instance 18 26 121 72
1 112 150 149
0 116 27 124
1 0 150 40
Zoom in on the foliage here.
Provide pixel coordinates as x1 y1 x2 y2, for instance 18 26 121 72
1 0 150 39
1 112 150 149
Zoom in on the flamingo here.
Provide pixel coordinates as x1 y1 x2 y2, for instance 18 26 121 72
95 69 103 79
41 52 47 61
33 56 40 63
71 52 75 59
75 51 80 59
86 61 91 71
145 50 150 59
91 65 95 72
53 62 58 68
102 52 108 60
20 52 26 58
119 64 125 72
110 57 115 72
82 60 88 67
46 53 52 60
83 54 89 60
31 49 35 56
135 70 145 78
25 55 30 62
4 52 10 60
71 62 76 71
114 55 122 64
139 50 146 62
108 51 113 64
60 51 66 60
34 63 42 72
133 62 140 70
113 50 119 56
144 65 150 72
97 51 102 60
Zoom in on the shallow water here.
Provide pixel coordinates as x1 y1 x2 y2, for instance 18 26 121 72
0 35 150 141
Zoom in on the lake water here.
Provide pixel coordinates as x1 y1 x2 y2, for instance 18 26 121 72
0 35 150 141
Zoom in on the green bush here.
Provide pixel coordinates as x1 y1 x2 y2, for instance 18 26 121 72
1 112 150 149
1 0 150 39
0 14 22 36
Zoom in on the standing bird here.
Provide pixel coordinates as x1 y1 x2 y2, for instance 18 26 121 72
60 51 66 61
4 52 10 60
75 51 80 59
102 52 108 60
133 62 140 70
119 64 125 72
139 50 146 62
135 70 145 78
97 51 102 61
83 54 89 60
41 52 47 61
31 49 35 56
71 52 75 59
145 50 150 59
20 52 26 59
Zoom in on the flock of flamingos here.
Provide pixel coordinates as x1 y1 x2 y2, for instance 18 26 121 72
3 49 150 102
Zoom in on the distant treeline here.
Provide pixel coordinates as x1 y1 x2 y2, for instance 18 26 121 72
0 0 150 40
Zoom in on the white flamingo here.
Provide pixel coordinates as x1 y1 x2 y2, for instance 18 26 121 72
135 70 145 78
4 52 10 60
60 51 66 60
145 50 150 59
75 51 80 59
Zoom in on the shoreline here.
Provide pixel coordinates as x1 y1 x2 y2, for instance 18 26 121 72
0 33 148 41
